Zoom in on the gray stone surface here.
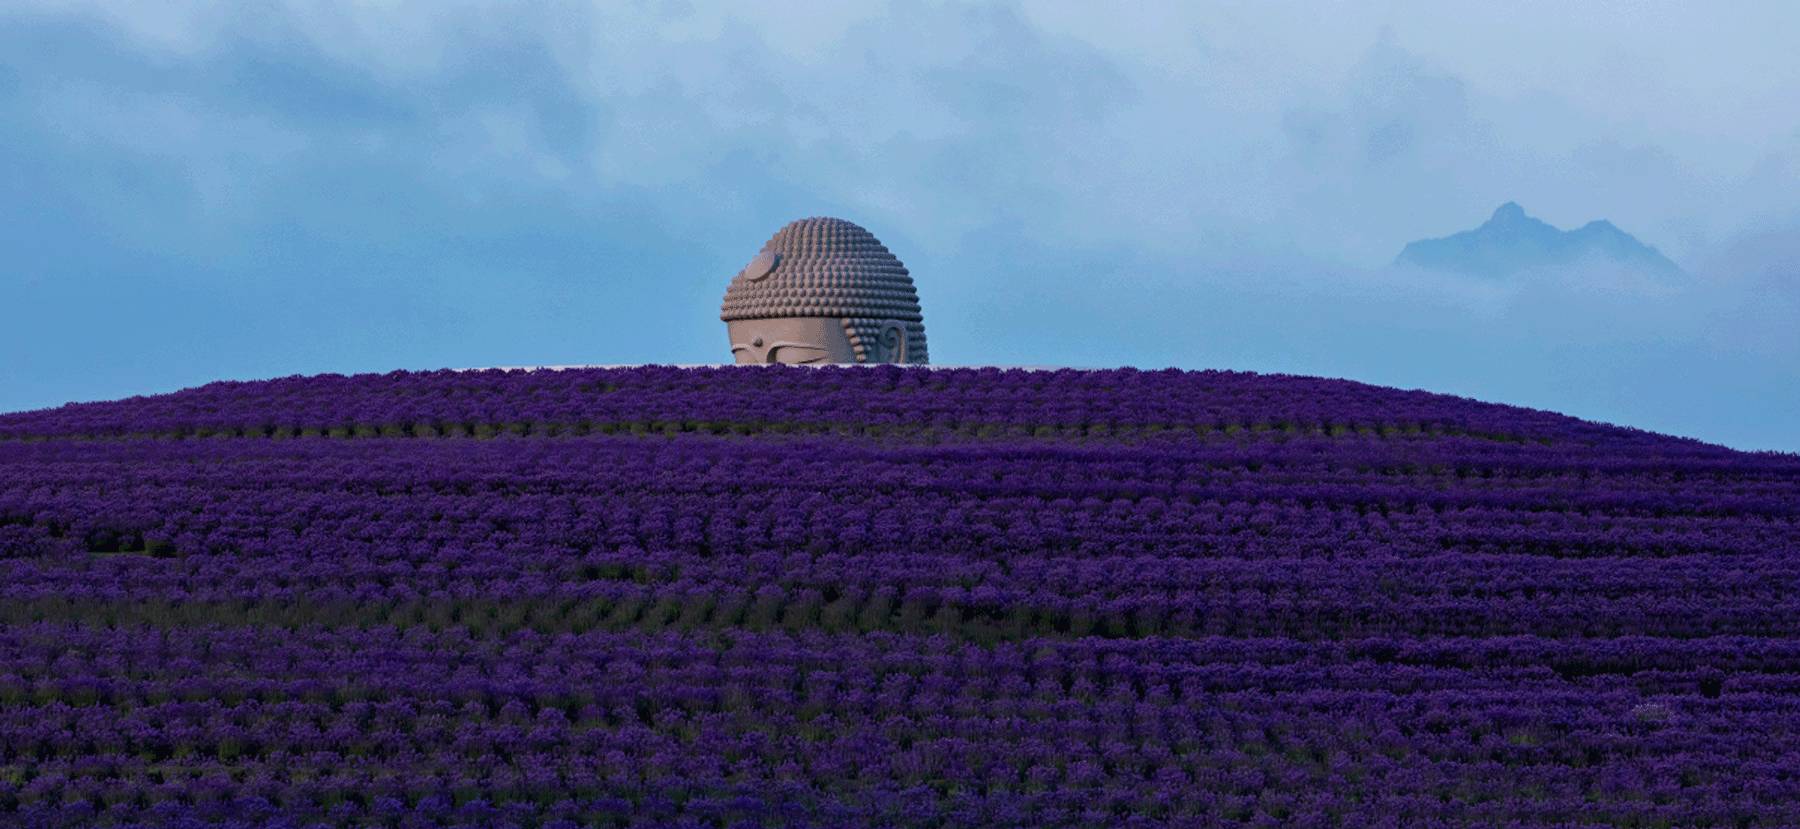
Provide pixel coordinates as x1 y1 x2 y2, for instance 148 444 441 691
721 217 928 364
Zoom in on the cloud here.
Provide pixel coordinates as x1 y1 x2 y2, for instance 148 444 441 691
10 2 1796 263
1271 31 1499 260
1685 221 1800 359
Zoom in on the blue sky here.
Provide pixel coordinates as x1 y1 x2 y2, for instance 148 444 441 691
4 2 1799 451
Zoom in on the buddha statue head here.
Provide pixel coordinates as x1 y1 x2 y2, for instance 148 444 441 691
721 217 928 365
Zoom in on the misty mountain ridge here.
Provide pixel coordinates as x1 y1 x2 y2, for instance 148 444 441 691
1395 202 1684 279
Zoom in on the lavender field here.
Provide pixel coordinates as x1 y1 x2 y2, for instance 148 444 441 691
2 366 1798 827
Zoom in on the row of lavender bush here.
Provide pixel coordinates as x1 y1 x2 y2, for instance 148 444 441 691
0 366 1697 448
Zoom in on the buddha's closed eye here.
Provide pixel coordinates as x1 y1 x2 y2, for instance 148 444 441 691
767 343 829 364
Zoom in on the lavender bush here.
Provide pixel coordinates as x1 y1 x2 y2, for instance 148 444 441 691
1 366 1796 827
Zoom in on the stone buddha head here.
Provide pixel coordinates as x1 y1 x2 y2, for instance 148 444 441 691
721 217 928 365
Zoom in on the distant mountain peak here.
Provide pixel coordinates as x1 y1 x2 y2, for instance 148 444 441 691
1396 203 1683 279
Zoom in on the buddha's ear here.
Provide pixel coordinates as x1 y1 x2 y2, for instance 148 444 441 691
877 321 908 363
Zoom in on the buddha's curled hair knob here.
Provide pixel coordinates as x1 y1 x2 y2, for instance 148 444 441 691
741 250 779 282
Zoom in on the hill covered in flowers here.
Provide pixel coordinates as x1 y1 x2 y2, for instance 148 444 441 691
2 366 1798 827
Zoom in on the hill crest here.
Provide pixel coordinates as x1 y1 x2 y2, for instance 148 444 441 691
0 366 1735 456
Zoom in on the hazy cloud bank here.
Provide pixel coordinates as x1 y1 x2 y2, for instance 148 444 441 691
3 2 1797 450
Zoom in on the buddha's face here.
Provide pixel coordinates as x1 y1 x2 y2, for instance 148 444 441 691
728 318 859 365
